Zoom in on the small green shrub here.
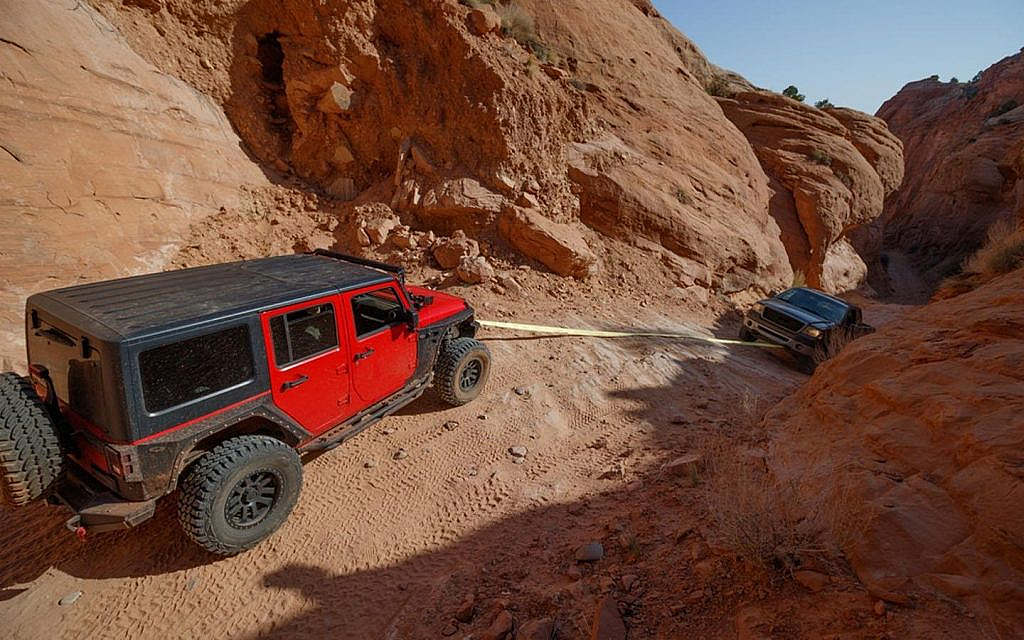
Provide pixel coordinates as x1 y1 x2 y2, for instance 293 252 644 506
791 270 807 288
674 187 692 205
949 76 959 83
809 149 832 166
814 98 834 109
460 0 496 7
782 85 805 102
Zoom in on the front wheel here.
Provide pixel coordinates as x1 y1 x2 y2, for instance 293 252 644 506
178 435 302 556
435 337 491 406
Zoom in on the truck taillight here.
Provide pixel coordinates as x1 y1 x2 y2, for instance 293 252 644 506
28 364 50 402
105 448 135 479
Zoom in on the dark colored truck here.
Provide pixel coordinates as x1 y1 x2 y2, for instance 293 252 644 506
739 287 874 373
0 251 490 555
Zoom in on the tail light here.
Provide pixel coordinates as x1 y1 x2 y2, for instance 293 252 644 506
28 364 51 403
105 448 136 480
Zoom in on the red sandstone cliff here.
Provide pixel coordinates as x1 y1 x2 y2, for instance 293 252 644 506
864 51 1024 287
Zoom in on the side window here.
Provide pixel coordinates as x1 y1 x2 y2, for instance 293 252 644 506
351 288 405 338
269 303 339 367
140 325 254 413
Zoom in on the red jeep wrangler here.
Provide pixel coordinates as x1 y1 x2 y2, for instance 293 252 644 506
0 251 490 555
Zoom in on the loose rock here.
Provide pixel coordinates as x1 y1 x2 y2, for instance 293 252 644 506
433 230 479 269
509 445 528 458
518 617 554 640
480 609 513 640
58 591 83 607
393 449 408 461
590 595 626 640
575 542 604 562
794 570 830 593
455 595 476 623
457 255 495 284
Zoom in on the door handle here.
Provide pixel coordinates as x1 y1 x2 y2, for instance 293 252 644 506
354 348 375 362
282 374 309 391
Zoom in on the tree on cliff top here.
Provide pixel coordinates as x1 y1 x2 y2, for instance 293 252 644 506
782 85 805 102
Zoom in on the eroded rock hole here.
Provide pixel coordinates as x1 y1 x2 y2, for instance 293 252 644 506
257 32 293 157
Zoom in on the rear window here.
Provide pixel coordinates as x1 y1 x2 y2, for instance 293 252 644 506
139 325 254 413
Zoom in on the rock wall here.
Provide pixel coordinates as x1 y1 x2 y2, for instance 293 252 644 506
718 92 904 292
865 51 1024 287
0 0 269 369
92 0 800 297
766 269 1024 635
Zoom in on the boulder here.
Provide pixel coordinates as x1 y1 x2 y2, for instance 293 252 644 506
498 205 598 278
456 255 495 284
433 231 479 269
467 7 500 36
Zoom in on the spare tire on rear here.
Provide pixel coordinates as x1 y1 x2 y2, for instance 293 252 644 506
0 372 65 506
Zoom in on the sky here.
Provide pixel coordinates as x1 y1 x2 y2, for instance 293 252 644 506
655 0 1024 114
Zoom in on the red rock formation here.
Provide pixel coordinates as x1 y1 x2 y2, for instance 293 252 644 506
867 51 1024 286
719 92 904 292
767 269 1024 635
94 0 795 297
0 0 268 370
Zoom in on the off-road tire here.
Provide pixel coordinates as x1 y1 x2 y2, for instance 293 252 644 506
178 435 302 556
0 373 64 507
435 337 491 406
738 325 754 342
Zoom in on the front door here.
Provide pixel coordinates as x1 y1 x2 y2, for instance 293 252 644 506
262 296 350 435
344 284 418 412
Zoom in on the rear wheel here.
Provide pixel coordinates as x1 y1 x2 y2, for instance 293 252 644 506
0 373 64 506
435 337 491 406
178 435 302 556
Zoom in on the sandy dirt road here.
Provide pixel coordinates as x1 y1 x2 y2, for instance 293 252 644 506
0 302 804 639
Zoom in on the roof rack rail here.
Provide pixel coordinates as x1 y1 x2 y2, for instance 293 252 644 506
311 249 406 283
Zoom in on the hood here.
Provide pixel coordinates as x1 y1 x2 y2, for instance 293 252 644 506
406 285 470 327
760 298 833 326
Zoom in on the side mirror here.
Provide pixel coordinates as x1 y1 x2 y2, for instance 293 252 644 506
406 308 419 330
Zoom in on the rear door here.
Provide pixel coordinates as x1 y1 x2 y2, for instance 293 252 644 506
343 284 418 412
262 296 350 435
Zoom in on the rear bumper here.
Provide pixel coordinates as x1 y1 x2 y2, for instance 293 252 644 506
50 464 157 534
743 316 817 355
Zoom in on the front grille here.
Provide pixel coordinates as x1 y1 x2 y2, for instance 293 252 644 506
762 308 805 333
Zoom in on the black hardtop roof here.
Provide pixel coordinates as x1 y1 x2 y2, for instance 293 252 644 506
29 254 394 341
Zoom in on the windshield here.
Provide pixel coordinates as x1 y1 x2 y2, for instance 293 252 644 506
776 289 848 323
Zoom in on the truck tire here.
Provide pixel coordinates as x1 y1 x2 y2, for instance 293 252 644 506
738 325 754 342
435 337 491 406
0 373 65 507
178 435 302 556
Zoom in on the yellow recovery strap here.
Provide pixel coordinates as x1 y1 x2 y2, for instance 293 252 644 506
476 319 783 349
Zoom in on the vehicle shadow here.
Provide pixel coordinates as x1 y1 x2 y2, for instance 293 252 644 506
0 498 219 590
